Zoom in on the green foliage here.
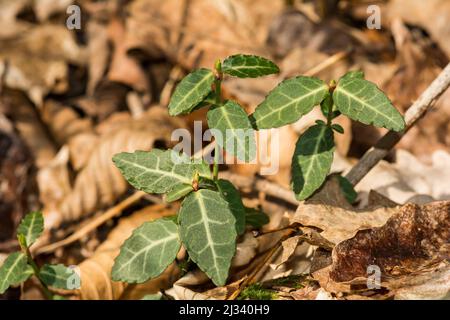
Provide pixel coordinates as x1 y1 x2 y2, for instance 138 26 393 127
0 212 79 297
337 176 358 204
113 149 211 194
244 207 269 229
250 76 328 129
207 100 256 162
0 252 33 294
222 54 279 78
333 76 405 131
168 68 214 116
238 283 277 300
111 55 405 289
17 211 44 247
112 219 181 283
39 264 80 290
178 190 237 286
215 179 246 235
291 124 335 200
166 184 194 202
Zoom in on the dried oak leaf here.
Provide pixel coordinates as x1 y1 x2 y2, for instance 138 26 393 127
74 204 179 300
330 201 450 282
0 24 86 106
291 176 399 245
125 0 281 69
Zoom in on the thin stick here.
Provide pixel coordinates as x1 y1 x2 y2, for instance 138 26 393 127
345 62 450 186
36 191 146 254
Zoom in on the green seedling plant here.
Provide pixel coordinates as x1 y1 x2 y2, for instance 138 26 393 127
250 69 405 200
111 54 405 287
0 212 81 299
111 54 275 286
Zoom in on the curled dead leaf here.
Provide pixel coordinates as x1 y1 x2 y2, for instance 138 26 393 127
330 201 450 282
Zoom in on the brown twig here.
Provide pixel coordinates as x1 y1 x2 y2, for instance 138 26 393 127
36 191 147 254
345 62 450 186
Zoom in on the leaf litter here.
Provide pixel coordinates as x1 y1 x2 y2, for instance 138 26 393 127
0 0 449 301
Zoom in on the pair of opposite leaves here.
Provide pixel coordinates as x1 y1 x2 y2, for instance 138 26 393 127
168 56 404 200
111 56 405 287
112 150 268 286
0 212 80 295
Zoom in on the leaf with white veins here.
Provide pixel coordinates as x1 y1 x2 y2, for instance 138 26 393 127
222 54 279 78
207 100 256 162
179 190 237 286
17 211 44 247
251 76 328 129
112 219 180 283
333 77 405 131
0 252 33 294
166 184 194 202
168 68 214 116
292 124 335 200
113 149 211 194
40 264 80 290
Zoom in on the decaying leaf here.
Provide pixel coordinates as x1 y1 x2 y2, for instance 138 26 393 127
291 176 399 244
330 201 450 282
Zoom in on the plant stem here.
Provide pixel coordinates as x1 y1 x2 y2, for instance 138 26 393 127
20 242 54 300
327 80 336 126
212 59 223 180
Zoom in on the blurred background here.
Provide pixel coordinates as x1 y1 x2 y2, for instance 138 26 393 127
0 0 449 300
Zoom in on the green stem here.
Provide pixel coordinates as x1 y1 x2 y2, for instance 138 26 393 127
21 244 54 300
212 59 223 180
327 80 336 126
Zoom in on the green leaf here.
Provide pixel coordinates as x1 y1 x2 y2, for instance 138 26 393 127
215 179 246 235
112 219 181 283
207 100 256 162
166 184 194 202
39 264 80 290
291 124 335 200
333 77 405 131
0 252 33 294
17 211 44 247
168 68 215 116
331 123 344 134
141 293 163 300
244 207 269 229
337 176 357 204
113 149 211 194
251 76 328 129
222 54 279 78
179 189 237 286
320 93 340 120
339 70 364 81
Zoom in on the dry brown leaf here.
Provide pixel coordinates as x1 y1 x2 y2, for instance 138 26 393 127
0 0 32 40
3 90 56 168
125 0 281 69
387 262 450 300
386 0 450 59
75 204 178 300
167 271 216 300
291 176 399 245
44 107 183 228
330 201 450 282
0 24 86 105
